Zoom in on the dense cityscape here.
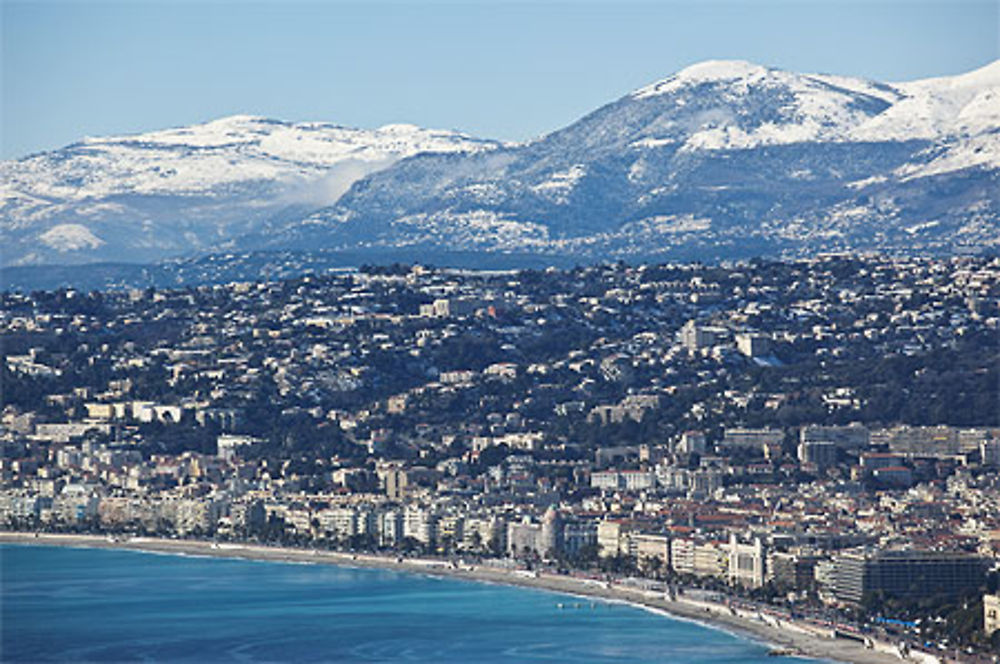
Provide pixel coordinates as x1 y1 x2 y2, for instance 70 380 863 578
3 254 999 657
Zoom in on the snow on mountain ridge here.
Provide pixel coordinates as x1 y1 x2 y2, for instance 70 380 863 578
633 59 770 98
3 116 499 201
632 61 901 151
894 59 1000 91
3 60 998 269
631 59 1000 155
277 59 998 266
1 115 500 265
845 61 1000 181
852 60 1000 141
38 224 105 251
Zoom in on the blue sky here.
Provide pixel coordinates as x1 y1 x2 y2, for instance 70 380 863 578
2 0 997 159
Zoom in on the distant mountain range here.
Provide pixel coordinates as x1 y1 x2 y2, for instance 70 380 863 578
3 59 999 275
1 118 499 266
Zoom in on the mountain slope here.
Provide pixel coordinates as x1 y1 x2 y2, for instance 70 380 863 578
4 60 999 270
261 60 1000 261
1 116 499 265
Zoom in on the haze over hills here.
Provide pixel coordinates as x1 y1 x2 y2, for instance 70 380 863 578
2 59 998 275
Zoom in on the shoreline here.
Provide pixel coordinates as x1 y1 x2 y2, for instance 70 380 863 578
1 532 910 664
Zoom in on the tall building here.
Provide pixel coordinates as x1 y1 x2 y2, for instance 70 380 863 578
680 320 719 351
562 520 597 557
729 534 767 588
675 430 707 455
984 594 1000 636
230 500 266 533
688 469 724 500
540 507 563 557
670 538 696 575
831 550 989 604
721 427 784 451
735 332 771 358
631 533 670 573
981 440 1000 466
872 425 960 458
381 466 409 500
403 506 438 546
317 507 358 540
768 551 821 591
377 509 403 547
507 518 543 557
692 540 727 578
798 441 838 469
597 520 632 558
800 424 870 450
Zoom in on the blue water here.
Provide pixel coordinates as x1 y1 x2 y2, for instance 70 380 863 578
2 544 813 663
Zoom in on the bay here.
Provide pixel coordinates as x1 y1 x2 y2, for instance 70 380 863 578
2 544 814 663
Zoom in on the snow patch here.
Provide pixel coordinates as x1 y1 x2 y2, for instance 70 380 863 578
626 215 712 233
846 175 889 190
531 165 586 204
390 210 550 249
895 132 1000 181
38 224 104 251
630 137 676 149
851 60 1000 141
452 182 507 205
905 221 941 235
634 60 769 98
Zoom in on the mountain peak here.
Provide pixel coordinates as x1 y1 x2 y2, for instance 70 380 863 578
675 59 768 80
377 123 423 133
204 114 284 127
900 59 1000 91
77 114 288 149
633 59 773 98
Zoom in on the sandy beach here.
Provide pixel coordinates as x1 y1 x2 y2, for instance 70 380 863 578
1 532 914 664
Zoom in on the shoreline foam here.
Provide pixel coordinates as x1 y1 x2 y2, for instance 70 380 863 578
0 532 905 664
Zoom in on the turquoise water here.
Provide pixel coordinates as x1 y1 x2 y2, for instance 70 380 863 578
2 544 812 663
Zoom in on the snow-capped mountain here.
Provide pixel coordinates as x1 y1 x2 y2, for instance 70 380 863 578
263 59 999 261
632 59 1000 150
1 115 499 265
4 60 999 271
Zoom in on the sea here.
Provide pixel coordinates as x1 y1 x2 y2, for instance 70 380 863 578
2 544 819 663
